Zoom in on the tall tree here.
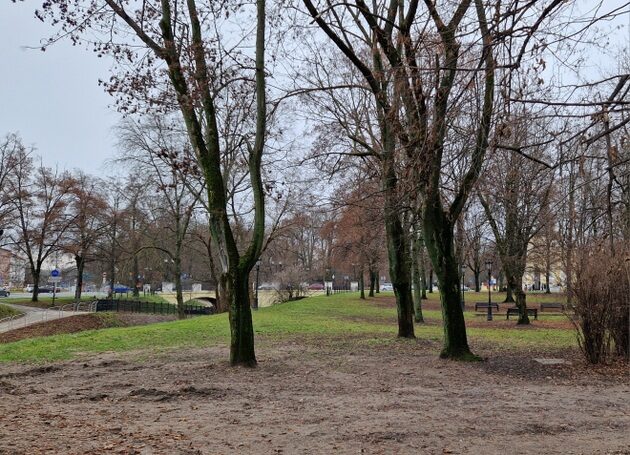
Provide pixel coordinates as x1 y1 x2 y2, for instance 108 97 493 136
8 157 73 302
40 0 269 365
118 117 204 318
66 172 108 301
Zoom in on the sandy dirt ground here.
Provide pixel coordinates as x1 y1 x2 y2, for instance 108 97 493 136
0 333 628 455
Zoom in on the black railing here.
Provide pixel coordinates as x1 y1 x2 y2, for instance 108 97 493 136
94 299 213 315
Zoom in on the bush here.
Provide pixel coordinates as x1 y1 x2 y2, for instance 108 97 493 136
569 246 630 364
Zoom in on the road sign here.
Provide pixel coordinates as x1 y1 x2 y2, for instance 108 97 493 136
50 269 62 283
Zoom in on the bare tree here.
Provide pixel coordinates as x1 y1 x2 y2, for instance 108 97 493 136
66 172 109 301
7 157 74 302
39 0 270 365
118 117 204 318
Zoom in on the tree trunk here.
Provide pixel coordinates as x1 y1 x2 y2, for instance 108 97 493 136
31 269 40 303
423 205 475 360
133 252 140 298
420 245 428 300
359 267 365 300
474 270 481 292
412 232 424 323
545 270 551 294
174 256 185 319
225 269 256 366
382 175 415 338
75 255 84 301
515 287 529 325
508 274 529 325
503 281 515 303
428 269 433 293
375 271 380 294
368 269 376 297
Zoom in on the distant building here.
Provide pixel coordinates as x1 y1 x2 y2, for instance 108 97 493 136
0 247 27 288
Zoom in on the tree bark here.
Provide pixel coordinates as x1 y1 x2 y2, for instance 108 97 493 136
423 202 474 359
31 269 40 303
412 231 424 323
225 269 256 366
174 254 185 319
507 272 529 325
75 255 84 301
359 266 365 300
368 268 376 297
503 283 515 303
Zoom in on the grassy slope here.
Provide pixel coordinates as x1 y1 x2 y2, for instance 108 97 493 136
0 304 22 319
3 294 168 309
0 293 576 363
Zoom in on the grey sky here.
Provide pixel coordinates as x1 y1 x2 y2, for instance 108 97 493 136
1 2 120 175
1 1 627 179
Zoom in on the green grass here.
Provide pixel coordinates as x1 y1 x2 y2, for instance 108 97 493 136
4 293 168 308
0 304 22 319
0 293 577 364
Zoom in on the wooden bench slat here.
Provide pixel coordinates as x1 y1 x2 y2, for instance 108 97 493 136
475 302 500 311
506 307 538 320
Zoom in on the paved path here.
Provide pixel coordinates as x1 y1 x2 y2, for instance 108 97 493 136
0 303 85 334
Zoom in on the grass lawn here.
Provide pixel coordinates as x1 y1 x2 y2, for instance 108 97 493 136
0 304 22 319
0 292 577 363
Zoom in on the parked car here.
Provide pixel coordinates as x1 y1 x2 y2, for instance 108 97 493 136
38 286 53 293
380 283 394 291
23 284 34 293
113 284 130 293
0 289 10 297
308 282 325 290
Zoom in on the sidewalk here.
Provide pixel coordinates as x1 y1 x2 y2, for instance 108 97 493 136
0 303 84 334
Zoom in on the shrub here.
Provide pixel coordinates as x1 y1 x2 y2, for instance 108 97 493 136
569 245 630 363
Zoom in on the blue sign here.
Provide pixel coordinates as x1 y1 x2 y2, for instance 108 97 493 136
51 269 61 277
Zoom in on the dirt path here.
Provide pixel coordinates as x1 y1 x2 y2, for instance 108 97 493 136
0 335 628 455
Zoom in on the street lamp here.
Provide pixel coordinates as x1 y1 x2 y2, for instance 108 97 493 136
485 260 493 321
253 260 261 310
461 264 466 311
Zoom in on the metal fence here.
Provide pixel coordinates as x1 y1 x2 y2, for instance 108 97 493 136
94 299 213 315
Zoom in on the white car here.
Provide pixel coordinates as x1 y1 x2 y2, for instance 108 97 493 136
380 283 394 291
23 284 34 293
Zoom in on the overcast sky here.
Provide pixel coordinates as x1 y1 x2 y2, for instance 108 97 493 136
1 1 627 178
1 2 120 175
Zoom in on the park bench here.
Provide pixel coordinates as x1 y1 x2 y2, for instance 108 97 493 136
506 307 538 320
539 302 565 312
475 302 499 312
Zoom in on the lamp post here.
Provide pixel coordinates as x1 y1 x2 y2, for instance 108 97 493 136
461 264 466 311
486 260 493 321
253 259 261 310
